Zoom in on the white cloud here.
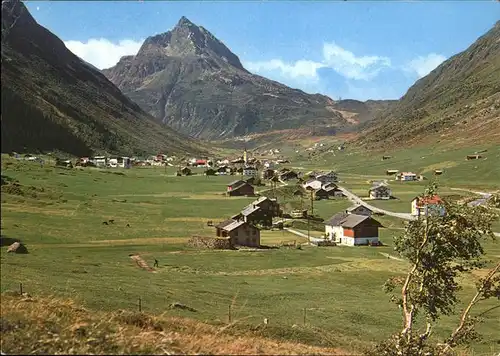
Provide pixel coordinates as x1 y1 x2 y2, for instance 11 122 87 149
245 59 325 81
405 53 446 78
63 38 144 70
322 42 391 80
245 42 391 83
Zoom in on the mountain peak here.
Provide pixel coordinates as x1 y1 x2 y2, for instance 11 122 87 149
176 16 195 28
137 17 245 71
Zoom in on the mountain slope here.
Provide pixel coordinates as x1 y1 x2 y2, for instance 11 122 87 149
356 21 500 149
103 17 364 140
1 0 201 157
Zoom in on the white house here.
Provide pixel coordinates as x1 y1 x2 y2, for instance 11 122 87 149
302 179 323 191
411 195 446 217
369 184 392 200
324 212 381 246
92 156 107 167
397 172 418 181
118 157 132 169
243 166 257 176
108 158 118 168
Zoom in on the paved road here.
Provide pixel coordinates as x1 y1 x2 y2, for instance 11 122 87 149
450 188 495 207
338 186 416 221
339 186 500 236
284 228 323 242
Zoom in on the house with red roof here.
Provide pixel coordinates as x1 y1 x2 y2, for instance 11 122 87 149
411 195 446 217
195 159 208 168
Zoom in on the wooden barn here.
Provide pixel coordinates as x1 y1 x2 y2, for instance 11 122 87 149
227 181 255 196
214 219 260 247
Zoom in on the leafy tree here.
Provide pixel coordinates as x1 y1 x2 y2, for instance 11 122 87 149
368 183 500 356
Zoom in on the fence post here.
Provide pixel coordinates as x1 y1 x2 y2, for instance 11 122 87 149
19 283 23 295
228 304 232 323
303 308 307 326
138 297 142 312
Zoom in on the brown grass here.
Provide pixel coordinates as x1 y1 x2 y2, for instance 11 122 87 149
1 203 74 216
0 293 348 355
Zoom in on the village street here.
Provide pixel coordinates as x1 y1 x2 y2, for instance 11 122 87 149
337 186 417 221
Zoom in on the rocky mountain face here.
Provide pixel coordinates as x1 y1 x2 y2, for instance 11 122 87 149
356 21 500 149
103 17 375 140
1 0 201 157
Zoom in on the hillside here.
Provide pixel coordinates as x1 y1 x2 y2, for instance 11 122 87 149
103 17 389 140
1 0 202 157
0 293 346 355
356 21 500 149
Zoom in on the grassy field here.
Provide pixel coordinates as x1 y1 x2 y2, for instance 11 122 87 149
1 156 499 354
287 142 500 191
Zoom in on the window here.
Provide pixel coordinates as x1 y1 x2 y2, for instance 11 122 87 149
253 229 256 235
234 230 238 237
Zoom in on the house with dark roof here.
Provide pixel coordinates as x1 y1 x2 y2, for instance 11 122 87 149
369 184 392 200
316 171 338 184
279 170 298 181
324 213 382 246
216 165 232 175
227 180 254 196
411 195 446 217
239 197 281 227
313 188 330 200
179 166 192 176
346 205 373 216
261 168 275 180
214 219 260 247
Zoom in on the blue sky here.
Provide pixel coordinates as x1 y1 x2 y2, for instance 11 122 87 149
25 1 499 100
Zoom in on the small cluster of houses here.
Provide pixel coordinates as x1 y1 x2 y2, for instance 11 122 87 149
385 170 430 181
72 154 176 168
211 196 283 248
301 171 344 200
322 194 446 246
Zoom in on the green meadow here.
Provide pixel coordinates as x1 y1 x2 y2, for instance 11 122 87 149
1 154 499 354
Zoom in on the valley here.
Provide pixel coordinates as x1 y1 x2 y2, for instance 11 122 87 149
1 0 499 355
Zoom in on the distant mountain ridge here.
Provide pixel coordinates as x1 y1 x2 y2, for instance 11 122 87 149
103 17 390 140
355 21 500 148
1 0 201 157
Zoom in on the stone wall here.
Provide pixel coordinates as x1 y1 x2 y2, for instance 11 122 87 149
187 235 233 250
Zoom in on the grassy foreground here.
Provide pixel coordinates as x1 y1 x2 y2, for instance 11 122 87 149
1 156 499 354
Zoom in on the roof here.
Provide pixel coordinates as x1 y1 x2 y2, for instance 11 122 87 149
325 212 349 226
400 172 417 176
347 205 372 212
304 179 320 186
324 186 339 192
413 195 443 206
242 205 261 216
325 212 378 228
340 214 370 228
224 220 246 232
215 219 236 229
253 196 272 205
228 180 245 187
370 184 390 191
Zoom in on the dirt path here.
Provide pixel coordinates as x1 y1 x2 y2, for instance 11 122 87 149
379 252 404 261
129 254 157 273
